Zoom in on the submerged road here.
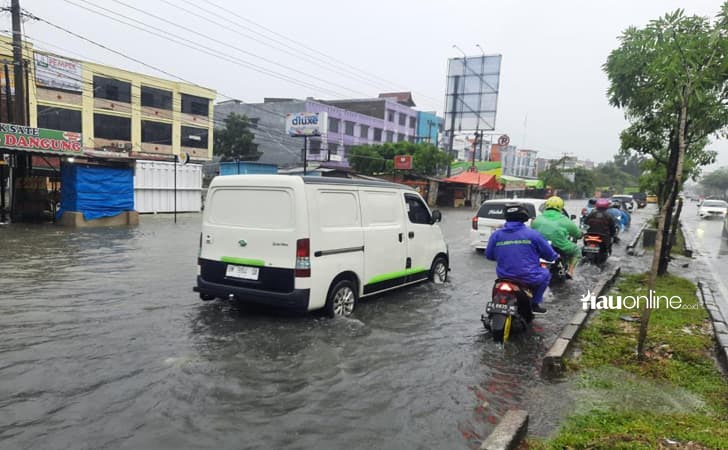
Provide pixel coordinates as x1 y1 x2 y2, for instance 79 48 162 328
0 200 647 449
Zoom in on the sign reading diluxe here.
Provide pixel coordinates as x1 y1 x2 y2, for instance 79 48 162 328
0 123 83 155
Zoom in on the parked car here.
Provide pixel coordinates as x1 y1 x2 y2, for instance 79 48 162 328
611 195 635 212
698 199 728 219
471 198 546 250
194 175 449 317
646 194 658 204
632 192 647 208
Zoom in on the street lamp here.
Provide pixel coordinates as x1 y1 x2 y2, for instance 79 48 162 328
475 44 486 56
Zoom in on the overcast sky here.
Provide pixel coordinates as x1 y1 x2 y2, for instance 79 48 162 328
18 0 728 168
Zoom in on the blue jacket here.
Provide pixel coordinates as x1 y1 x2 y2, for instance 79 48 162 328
486 221 559 280
607 208 630 228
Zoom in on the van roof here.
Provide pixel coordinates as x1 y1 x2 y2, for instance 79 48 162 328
301 176 413 190
210 174 413 190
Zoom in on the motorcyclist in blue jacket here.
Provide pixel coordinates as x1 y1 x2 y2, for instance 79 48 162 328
486 203 559 314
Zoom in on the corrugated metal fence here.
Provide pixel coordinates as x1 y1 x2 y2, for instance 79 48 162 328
134 160 202 213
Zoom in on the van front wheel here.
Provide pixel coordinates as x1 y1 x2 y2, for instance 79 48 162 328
324 279 357 318
430 256 448 284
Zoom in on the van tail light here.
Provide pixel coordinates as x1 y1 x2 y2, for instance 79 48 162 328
198 232 202 257
472 216 478 230
295 238 311 277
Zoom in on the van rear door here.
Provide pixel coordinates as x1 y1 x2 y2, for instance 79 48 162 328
200 184 304 293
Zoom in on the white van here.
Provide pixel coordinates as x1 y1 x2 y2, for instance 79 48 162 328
194 175 449 317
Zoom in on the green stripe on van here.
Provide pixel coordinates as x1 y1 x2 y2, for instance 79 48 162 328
221 256 265 267
367 267 427 285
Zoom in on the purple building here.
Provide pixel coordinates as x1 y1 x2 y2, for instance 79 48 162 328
216 94 420 168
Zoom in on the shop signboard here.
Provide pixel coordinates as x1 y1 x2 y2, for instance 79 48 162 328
285 112 328 137
34 52 83 92
0 123 83 155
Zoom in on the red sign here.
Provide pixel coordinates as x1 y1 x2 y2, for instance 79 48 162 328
394 155 413 170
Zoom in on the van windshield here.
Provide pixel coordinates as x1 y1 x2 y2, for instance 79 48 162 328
207 188 294 228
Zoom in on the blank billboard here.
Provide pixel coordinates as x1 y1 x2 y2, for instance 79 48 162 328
444 55 502 132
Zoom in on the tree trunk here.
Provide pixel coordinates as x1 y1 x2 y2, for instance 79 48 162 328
638 95 689 360
668 196 684 255
658 183 679 274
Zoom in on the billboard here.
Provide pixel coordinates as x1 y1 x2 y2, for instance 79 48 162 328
0 123 83 156
394 155 413 170
285 112 328 137
34 52 83 92
444 55 502 132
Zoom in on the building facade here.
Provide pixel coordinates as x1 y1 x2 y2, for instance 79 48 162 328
416 111 443 145
216 93 424 168
501 147 538 178
0 37 216 161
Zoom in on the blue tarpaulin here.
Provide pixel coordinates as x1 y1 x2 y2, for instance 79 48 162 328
58 164 134 221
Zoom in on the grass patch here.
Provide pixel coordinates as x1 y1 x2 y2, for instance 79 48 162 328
530 273 728 449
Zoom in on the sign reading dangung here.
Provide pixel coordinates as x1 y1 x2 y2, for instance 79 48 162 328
285 112 328 137
0 123 83 156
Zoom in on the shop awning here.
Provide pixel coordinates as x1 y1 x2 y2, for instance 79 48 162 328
499 175 543 189
442 171 500 189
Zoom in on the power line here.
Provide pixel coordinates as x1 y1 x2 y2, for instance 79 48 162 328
105 0 372 99
200 0 444 109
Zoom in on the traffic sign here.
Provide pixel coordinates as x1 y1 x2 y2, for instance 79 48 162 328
498 135 510 147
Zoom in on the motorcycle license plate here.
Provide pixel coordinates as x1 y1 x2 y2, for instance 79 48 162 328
583 245 600 253
486 303 517 314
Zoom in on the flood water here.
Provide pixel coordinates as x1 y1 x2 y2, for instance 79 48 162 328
0 201 646 449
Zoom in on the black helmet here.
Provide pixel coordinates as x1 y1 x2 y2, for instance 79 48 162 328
504 203 530 222
588 198 597 206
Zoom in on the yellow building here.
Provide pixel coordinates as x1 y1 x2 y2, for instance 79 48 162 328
0 37 215 161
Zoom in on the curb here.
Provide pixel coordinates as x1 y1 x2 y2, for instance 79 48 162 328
680 220 696 257
627 221 649 255
479 409 529 450
541 265 622 378
697 281 728 372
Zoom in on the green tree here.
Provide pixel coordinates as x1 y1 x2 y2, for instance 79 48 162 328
701 167 728 198
214 113 261 161
348 142 450 176
604 3 728 358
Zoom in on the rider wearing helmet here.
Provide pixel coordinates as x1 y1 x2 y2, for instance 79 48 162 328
486 203 559 314
532 196 582 278
608 200 630 230
585 198 618 244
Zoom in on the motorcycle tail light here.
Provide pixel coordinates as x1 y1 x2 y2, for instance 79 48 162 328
496 282 516 292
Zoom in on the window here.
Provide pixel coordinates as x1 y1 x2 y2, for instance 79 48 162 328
344 120 355 136
94 113 131 140
208 188 293 228
386 131 394 142
93 75 131 103
328 143 338 154
181 126 208 148
409 116 416 129
141 86 172 110
408 135 415 143
181 93 209 116
398 113 406 126
476 201 537 219
373 128 383 141
308 139 321 154
405 194 431 225
397 133 405 142
359 125 369 139
387 109 395 122
141 120 172 145
328 117 340 133
37 106 81 132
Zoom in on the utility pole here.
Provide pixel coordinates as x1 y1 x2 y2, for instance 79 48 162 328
11 0 26 126
446 75 460 178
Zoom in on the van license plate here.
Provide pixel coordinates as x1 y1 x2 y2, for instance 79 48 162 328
225 265 259 280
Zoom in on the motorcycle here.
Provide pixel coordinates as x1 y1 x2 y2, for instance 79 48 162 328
482 279 535 343
540 242 569 285
582 233 611 264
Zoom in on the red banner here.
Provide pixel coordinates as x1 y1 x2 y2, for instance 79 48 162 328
394 155 412 170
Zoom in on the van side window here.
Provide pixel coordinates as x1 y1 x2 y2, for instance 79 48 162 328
405 194 431 224
319 191 360 228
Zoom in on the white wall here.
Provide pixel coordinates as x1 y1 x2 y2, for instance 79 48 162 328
134 160 202 213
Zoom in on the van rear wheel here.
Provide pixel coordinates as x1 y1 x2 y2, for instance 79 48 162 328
429 256 448 284
324 279 357 318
